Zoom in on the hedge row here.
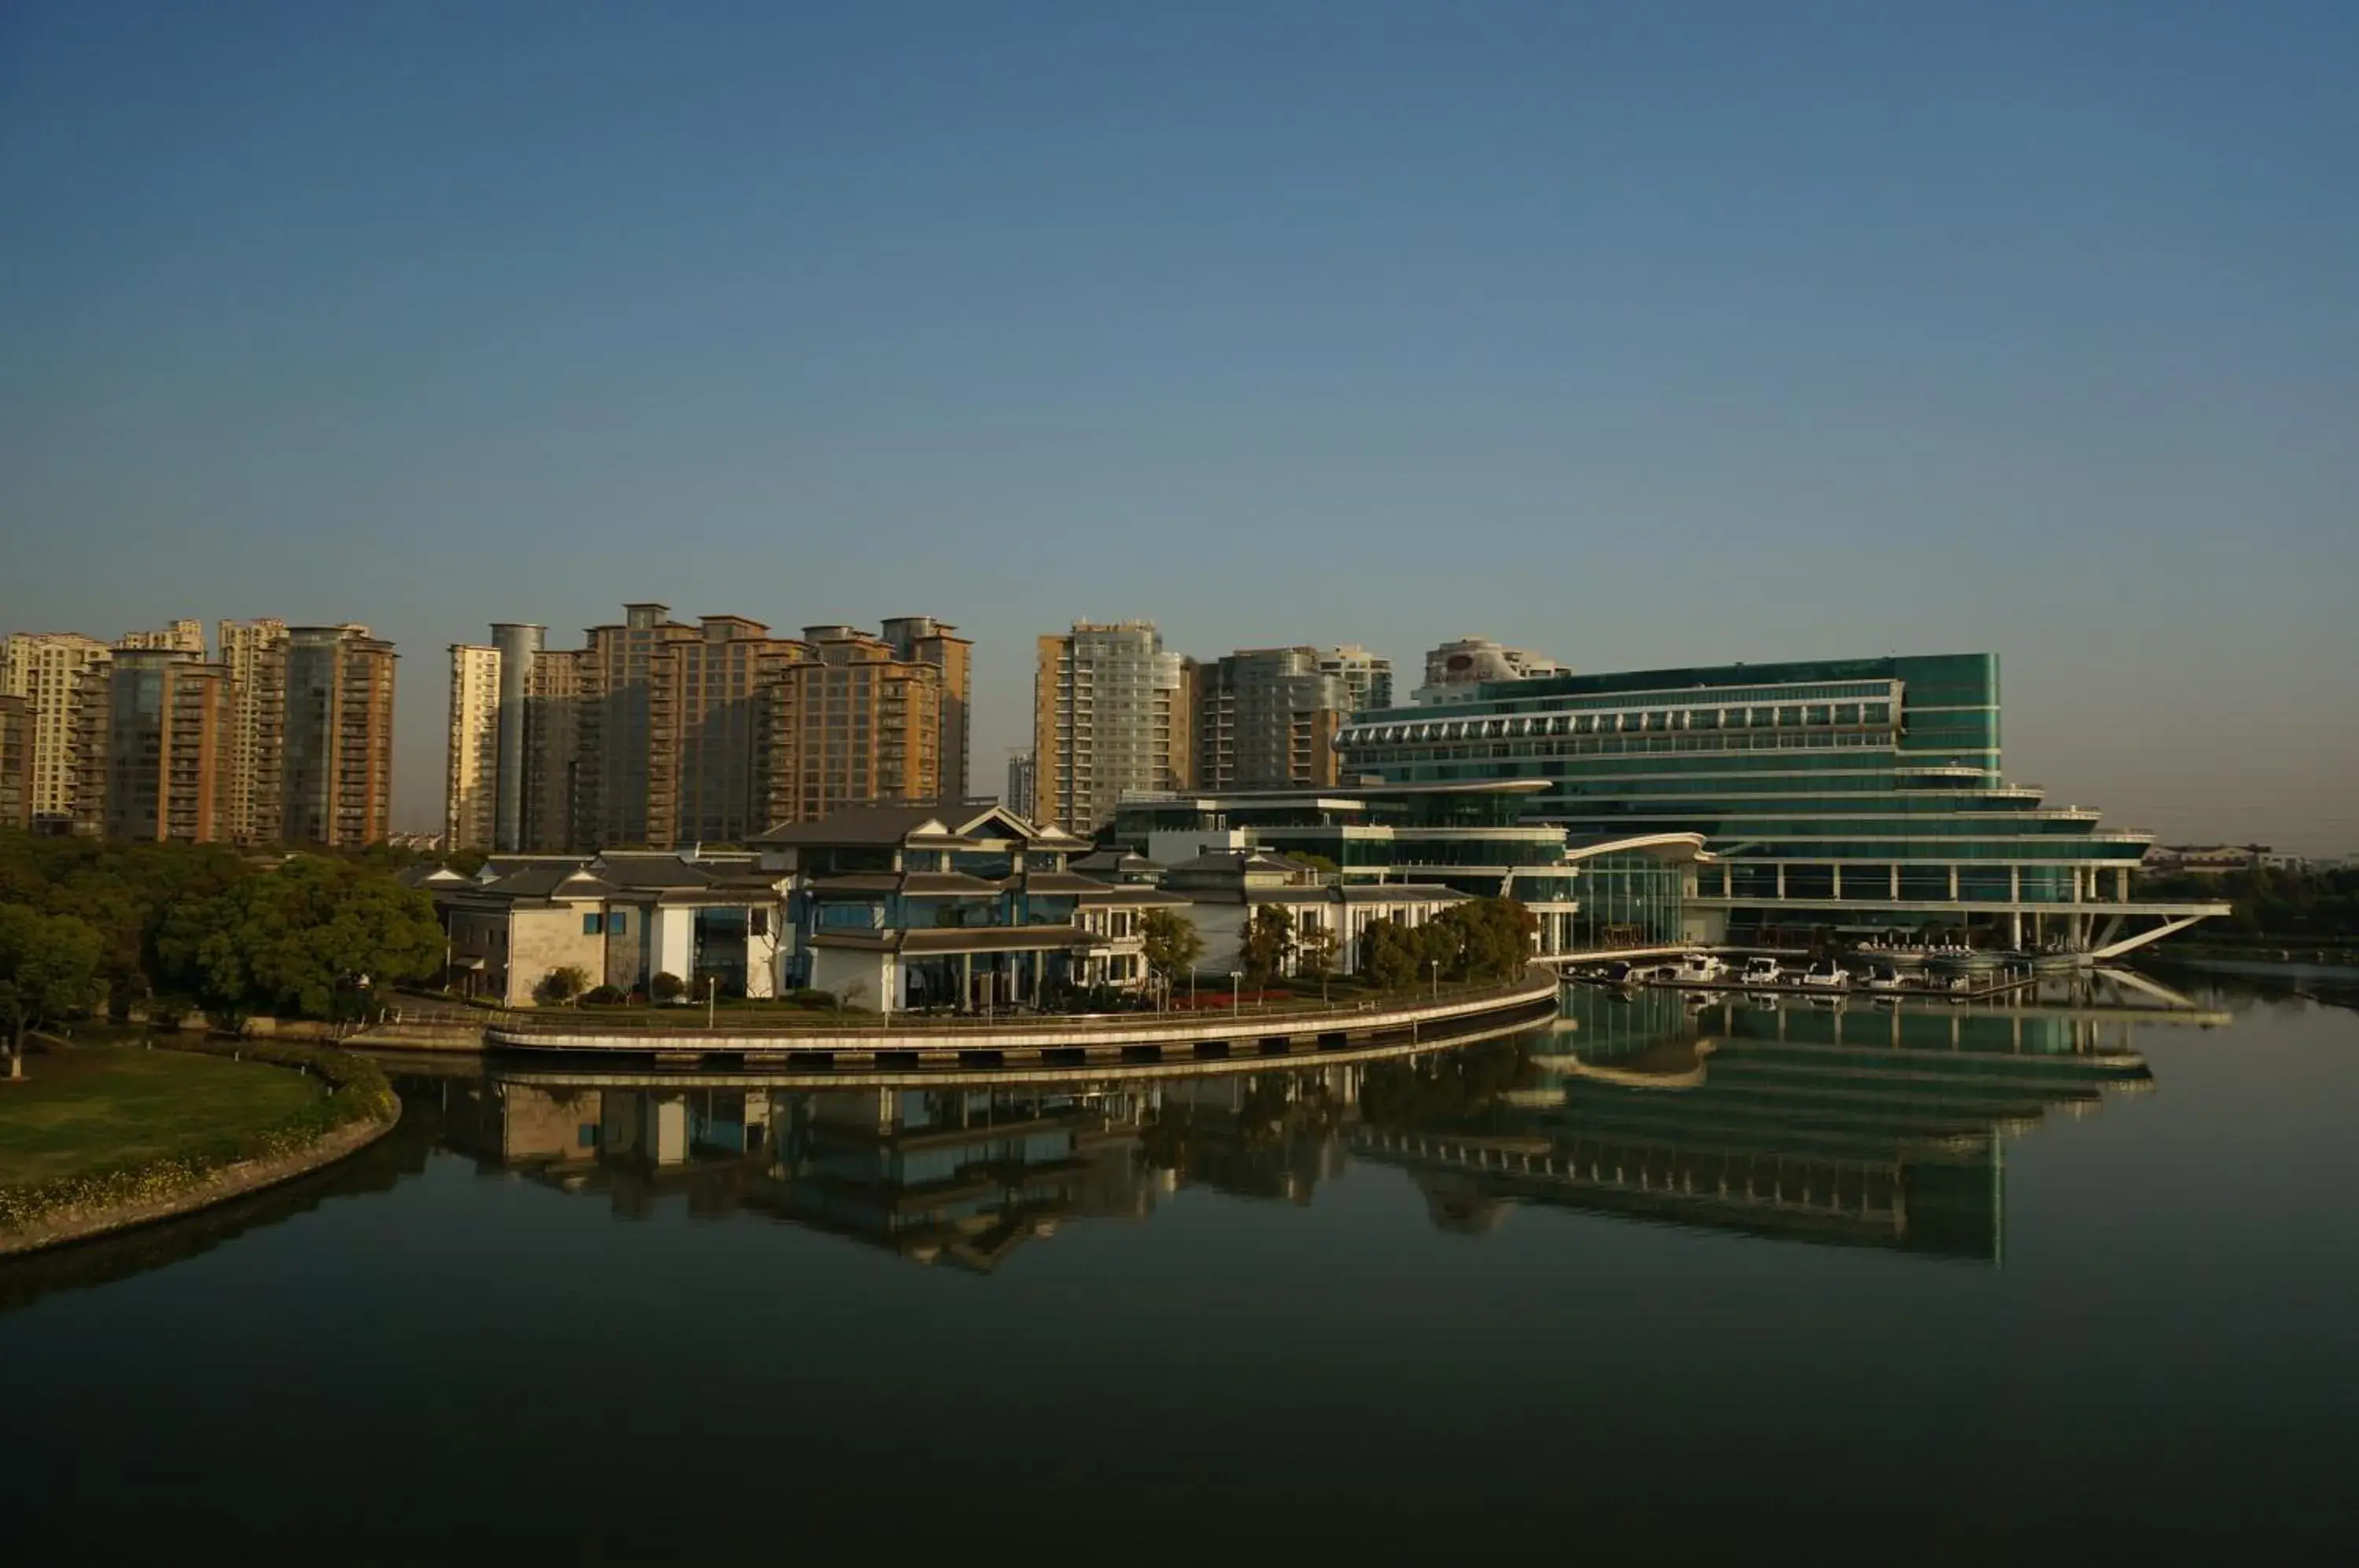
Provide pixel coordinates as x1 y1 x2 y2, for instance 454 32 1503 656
0 1043 399 1235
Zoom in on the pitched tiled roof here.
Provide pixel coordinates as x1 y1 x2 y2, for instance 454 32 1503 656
1016 871 1114 895
591 852 719 890
753 806 955 846
478 866 615 900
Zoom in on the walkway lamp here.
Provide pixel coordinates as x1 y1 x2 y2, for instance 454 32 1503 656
1230 970 1243 1014
1430 958 1441 999
705 974 717 1031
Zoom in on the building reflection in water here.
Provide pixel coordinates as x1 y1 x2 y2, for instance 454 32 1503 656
440 977 2187 1268
1352 983 2162 1264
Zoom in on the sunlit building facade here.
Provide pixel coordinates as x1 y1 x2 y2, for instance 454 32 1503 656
1032 621 1194 834
1 631 110 827
282 624 398 848
72 649 238 842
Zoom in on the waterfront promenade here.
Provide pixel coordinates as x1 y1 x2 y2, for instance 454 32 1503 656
425 969 1564 1067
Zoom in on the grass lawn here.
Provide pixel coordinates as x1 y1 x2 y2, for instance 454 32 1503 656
0 1044 326 1188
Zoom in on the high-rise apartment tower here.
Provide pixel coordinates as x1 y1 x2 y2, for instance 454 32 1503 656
1196 647 1354 793
282 625 397 848
1 632 111 827
72 649 237 841
1032 621 1194 834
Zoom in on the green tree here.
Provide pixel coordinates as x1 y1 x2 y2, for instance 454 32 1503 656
1297 921 1338 988
0 905 105 1080
535 965 591 1007
650 970 687 1003
0 832 252 1019
1141 908 1205 990
1417 914 1464 983
1449 897 1540 981
1358 915 1422 991
1241 904 1296 986
156 856 444 1025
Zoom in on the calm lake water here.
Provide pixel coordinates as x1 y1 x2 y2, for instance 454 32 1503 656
6 974 2353 1564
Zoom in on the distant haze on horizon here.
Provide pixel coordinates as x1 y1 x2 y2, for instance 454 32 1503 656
5 3 2354 852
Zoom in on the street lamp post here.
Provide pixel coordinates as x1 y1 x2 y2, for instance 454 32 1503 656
1230 971 1243 1015
706 974 717 1030
1430 958 1440 1000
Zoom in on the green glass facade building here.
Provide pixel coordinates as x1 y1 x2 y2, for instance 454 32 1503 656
1338 653 2220 952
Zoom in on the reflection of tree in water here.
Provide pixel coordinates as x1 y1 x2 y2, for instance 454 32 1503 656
1138 1069 1356 1204
1359 1040 1536 1135
1413 1172 1514 1235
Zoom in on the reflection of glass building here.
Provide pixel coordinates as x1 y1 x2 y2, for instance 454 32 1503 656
1354 988 2154 1262
1338 654 2221 953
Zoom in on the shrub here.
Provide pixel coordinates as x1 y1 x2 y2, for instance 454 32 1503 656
580 985 625 1006
534 965 590 1007
650 971 687 1003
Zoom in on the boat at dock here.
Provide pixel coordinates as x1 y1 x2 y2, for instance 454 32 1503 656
1798 960 1853 992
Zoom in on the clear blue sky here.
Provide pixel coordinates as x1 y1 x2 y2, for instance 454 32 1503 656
5 2 2354 848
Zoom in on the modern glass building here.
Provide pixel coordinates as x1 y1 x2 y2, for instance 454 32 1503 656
1338 653 2222 953
1110 780 1700 955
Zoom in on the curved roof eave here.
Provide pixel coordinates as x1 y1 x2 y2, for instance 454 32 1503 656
1561 832 1711 865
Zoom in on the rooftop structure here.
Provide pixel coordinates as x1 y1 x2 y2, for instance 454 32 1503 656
1411 636 1566 706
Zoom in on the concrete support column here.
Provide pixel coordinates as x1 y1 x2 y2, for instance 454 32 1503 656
1831 863 1843 900
1948 866 1960 901
1776 863 1787 900
1890 866 1901 900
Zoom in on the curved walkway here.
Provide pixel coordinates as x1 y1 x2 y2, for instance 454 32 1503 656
480 970 1562 1066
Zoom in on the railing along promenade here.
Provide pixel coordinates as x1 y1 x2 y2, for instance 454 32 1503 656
472 969 1562 1058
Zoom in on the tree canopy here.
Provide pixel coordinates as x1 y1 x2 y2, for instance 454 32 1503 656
1356 899 1536 989
0 905 105 1077
1141 908 1205 985
153 856 443 1025
1241 904 1296 986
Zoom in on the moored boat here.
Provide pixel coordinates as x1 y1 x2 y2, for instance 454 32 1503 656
1798 959 1853 991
